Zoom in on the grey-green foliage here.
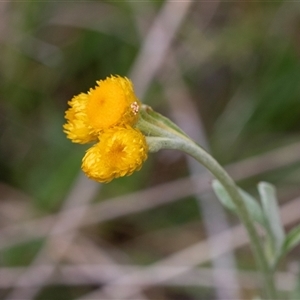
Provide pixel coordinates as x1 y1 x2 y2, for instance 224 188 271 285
213 180 300 271
258 182 285 262
273 224 300 270
212 180 265 226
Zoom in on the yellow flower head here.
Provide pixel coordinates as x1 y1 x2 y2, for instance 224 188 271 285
63 75 141 143
87 75 140 131
63 93 98 144
82 126 148 183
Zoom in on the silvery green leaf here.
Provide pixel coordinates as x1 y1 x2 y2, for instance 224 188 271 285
212 180 265 226
273 225 300 270
283 225 300 254
258 182 285 254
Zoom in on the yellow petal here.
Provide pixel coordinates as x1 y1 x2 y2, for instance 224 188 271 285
63 93 98 144
86 75 141 131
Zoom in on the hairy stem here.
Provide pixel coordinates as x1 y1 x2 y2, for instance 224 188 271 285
171 138 277 299
137 107 277 298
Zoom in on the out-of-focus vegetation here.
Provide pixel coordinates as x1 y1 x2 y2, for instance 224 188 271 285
1 1 300 300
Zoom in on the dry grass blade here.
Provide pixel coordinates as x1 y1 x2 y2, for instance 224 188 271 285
4 174 100 300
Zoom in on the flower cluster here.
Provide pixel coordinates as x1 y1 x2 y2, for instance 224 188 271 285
64 75 148 183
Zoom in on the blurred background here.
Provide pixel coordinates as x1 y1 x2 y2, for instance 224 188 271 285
1 1 300 299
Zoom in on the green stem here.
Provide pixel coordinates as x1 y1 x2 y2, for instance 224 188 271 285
137 107 277 299
173 138 277 299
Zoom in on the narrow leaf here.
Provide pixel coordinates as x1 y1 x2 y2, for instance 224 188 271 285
258 182 285 253
147 109 190 138
283 225 300 257
273 225 300 270
212 180 265 226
